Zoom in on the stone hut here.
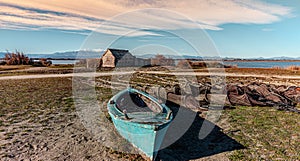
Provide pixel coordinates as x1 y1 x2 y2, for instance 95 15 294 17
99 48 150 67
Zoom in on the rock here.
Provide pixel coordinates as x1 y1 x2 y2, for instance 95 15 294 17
7 154 15 158
32 144 38 150
82 136 88 142
70 134 76 138
66 123 73 127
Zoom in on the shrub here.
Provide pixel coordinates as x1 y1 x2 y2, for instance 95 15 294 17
32 59 52 67
4 51 33 65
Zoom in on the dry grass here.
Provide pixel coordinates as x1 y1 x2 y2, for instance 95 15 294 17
0 65 31 71
225 67 300 76
272 65 300 71
0 67 74 76
49 64 74 69
272 66 282 70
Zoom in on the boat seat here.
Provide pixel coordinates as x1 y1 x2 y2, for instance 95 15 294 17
126 112 168 124
116 92 154 113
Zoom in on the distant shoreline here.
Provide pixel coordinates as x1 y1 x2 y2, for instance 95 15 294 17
175 59 300 62
222 59 300 62
1 57 300 62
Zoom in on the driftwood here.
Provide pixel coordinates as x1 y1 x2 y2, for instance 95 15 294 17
167 92 183 105
189 83 211 96
167 93 208 112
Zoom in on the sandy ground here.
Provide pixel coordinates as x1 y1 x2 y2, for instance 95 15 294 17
0 110 143 161
0 77 144 161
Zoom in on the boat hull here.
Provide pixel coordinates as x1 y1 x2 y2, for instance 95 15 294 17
110 114 170 160
107 88 173 160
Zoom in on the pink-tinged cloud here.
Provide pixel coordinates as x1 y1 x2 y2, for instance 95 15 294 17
0 0 293 36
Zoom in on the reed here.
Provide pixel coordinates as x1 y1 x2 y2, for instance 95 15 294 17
286 65 300 71
272 66 282 70
271 65 300 71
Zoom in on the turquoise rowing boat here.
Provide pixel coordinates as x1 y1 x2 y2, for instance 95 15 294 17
107 87 173 160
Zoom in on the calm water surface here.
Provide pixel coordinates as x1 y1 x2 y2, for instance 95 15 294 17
223 61 300 68
51 60 79 64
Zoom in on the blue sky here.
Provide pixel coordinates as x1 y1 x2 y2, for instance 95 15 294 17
0 0 299 58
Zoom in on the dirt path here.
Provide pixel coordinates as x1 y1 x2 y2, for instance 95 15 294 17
0 71 299 80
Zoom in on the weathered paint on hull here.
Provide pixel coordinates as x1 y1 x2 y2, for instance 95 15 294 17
110 113 170 160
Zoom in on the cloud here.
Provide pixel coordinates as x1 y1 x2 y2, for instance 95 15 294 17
0 4 103 31
0 0 293 36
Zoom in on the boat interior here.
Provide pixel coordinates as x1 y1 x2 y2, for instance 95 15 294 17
115 91 162 114
112 90 172 124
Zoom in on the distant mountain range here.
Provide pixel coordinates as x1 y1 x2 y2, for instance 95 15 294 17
136 54 300 60
0 50 103 59
1 51 300 60
265 56 300 60
135 54 222 60
39 50 104 59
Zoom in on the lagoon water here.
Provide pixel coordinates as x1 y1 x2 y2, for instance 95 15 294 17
223 61 300 68
51 60 79 64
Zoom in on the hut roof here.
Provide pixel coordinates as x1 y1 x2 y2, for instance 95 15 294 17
107 48 131 60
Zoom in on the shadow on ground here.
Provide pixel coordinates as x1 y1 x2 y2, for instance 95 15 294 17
156 102 244 160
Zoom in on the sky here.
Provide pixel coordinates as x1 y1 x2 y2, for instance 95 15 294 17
0 0 299 58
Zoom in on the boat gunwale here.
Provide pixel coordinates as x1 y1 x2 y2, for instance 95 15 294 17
107 87 173 129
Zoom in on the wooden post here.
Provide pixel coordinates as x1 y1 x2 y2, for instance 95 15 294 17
167 92 184 105
166 111 172 120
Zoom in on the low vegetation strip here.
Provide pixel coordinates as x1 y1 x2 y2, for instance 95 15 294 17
225 67 300 76
273 65 300 71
